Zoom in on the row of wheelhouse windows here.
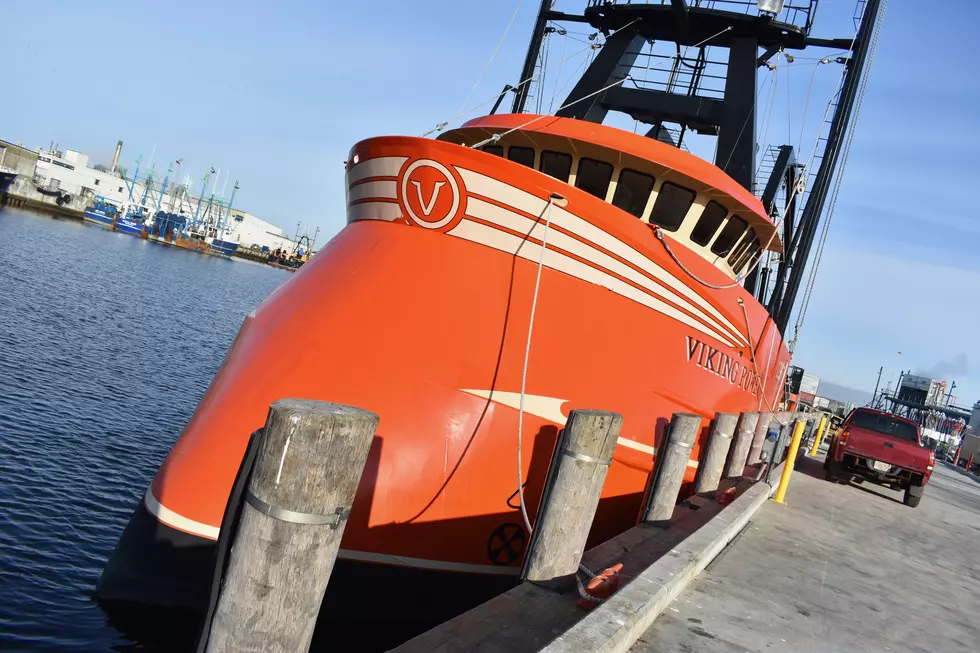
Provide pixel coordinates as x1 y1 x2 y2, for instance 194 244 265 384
480 143 762 274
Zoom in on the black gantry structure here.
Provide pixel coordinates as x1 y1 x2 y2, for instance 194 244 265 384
512 0 882 336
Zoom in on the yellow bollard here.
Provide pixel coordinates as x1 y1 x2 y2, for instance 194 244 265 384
807 415 828 457
772 418 807 505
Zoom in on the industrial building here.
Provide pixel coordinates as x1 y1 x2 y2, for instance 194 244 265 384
0 137 305 253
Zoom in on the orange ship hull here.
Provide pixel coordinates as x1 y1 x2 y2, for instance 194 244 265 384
98 126 789 623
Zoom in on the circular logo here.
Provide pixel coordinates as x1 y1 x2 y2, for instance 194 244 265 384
398 159 465 231
487 522 526 565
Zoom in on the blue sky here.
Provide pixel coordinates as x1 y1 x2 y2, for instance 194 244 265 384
2 1 977 404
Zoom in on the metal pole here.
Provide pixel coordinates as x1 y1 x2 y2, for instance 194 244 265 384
772 418 807 504
512 0 553 114
872 365 883 404
775 0 883 332
807 415 828 457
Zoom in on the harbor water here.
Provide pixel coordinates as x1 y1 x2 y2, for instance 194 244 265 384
0 208 290 651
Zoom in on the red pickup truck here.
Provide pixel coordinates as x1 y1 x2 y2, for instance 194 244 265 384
825 408 934 507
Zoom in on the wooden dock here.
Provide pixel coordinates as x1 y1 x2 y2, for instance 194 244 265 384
190 405 817 652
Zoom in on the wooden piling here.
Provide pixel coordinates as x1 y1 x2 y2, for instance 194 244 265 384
747 411 773 464
695 412 737 495
641 413 702 524
521 409 623 586
204 399 379 653
725 412 759 478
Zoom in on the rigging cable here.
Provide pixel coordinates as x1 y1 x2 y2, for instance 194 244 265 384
753 63 779 188
547 24 569 113
516 196 558 536
473 25 736 151
795 57 824 156
737 298 781 414
450 0 526 125
535 27 552 115
790 0 887 351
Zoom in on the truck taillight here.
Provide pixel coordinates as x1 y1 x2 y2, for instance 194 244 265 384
929 450 935 467
839 428 850 446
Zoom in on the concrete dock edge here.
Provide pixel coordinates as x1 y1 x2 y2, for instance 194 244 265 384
539 474 776 653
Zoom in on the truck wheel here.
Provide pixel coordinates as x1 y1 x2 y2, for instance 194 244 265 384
826 458 842 483
904 484 924 508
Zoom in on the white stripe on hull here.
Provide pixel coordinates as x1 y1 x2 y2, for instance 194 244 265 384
143 488 220 540
348 201 403 222
449 219 738 348
456 168 747 345
348 180 397 202
465 197 734 344
143 488 521 574
337 549 520 576
459 389 698 469
347 156 408 185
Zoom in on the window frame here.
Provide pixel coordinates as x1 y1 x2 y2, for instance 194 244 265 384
649 181 697 232
538 150 573 183
690 200 728 246
507 146 535 168
710 214 749 256
573 157 615 201
732 239 761 274
727 227 756 266
610 167 656 219
481 144 504 158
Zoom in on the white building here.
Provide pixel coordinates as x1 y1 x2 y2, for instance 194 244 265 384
27 143 306 252
34 149 130 202
227 209 302 252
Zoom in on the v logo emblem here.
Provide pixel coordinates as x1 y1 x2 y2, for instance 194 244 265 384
410 180 446 216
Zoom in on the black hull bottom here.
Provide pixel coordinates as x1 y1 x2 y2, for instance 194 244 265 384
97 499 518 650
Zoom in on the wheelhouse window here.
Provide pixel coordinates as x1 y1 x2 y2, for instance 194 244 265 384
481 144 504 157
649 181 696 232
710 214 748 256
507 146 535 168
611 168 655 218
575 158 614 199
733 242 761 274
727 227 756 266
690 201 727 246
539 150 572 182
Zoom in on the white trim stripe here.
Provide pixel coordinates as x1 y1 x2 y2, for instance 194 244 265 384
337 549 520 576
142 490 521 574
348 201 403 222
466 197 736 345
459 389 698 469
348 180 397 203
347 156 408 186
144 488 220 540
450 219 738 348
456 168 747 345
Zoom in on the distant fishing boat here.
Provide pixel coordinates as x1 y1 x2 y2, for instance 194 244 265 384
206 227 239 257
113 202 150 238
83 196 118 228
